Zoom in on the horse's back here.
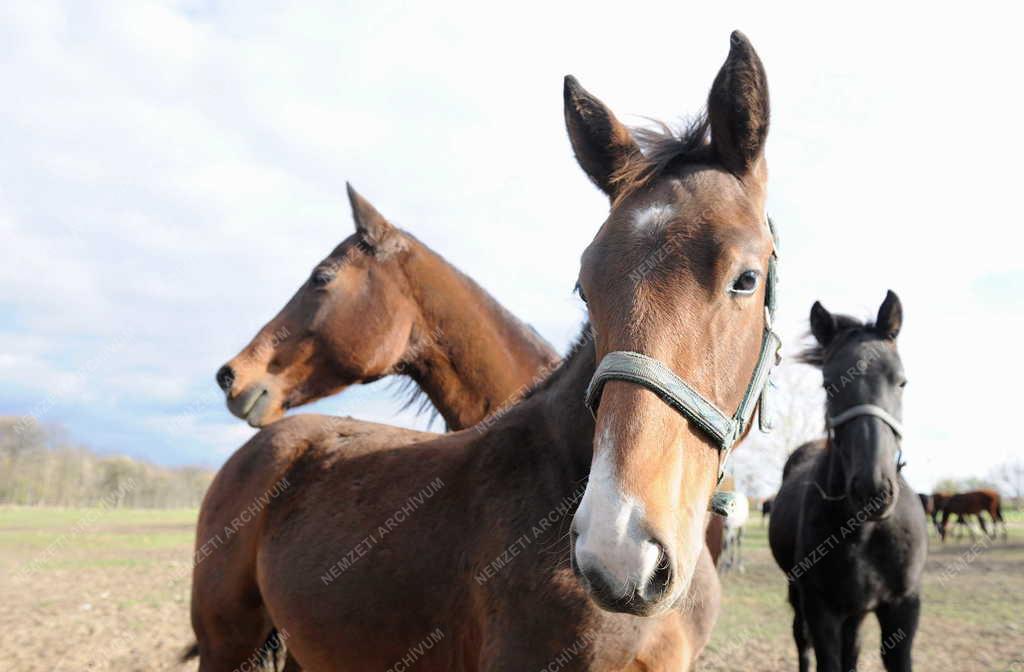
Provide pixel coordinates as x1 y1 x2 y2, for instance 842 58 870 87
191 414 439 665
255 424 482 670
781 438 825 482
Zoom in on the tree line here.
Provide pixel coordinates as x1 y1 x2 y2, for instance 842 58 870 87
0 417 213 508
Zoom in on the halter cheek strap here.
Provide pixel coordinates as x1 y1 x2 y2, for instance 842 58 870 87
583 217 782 517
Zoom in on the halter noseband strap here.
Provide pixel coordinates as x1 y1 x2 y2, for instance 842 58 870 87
827 404 904 439
583 217 782 516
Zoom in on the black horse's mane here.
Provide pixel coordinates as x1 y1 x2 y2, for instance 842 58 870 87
796 314 878 368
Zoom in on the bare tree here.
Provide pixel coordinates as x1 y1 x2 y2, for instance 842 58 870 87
729 363 824 499
990 459 1024 508
0 418 213 508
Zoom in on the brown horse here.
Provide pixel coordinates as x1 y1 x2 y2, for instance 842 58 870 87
937 489 1008 542
215 184 558 431
931 492 978 540
197 178 732 669
192 30 773 670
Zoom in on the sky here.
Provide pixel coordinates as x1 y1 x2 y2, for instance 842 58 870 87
1 2 1021 493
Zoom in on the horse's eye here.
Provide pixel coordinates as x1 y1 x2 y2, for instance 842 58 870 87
310 269 334 288
574 282 588 304
729 270 760 295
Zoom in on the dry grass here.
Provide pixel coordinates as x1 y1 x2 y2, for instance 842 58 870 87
1 506 1021 671
704 513 1024 672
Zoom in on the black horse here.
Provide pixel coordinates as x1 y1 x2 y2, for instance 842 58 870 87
769 292 927 672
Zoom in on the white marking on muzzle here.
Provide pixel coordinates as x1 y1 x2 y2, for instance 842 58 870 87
573 428 661 596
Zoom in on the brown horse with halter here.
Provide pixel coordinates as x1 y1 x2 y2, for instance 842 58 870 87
937 489 1008 542
214 184 559 432
191 31 774 670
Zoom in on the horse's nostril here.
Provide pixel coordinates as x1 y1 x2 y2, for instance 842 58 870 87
216 364 235 393
644 539 673 599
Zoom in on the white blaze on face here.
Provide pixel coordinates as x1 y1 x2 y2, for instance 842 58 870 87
631 203 675 232
573 426 661 596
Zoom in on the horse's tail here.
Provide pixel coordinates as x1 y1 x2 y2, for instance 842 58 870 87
179 641 199 663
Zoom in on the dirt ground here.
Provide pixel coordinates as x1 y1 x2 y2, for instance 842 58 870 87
1 506 1021 671
704 516 1024 672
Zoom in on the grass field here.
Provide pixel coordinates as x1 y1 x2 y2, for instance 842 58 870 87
1 507 1021 671
703 511 1024 672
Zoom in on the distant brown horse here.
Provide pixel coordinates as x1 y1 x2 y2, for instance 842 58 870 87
917 492 932 516
190 31 773 671
931 492 981 540
215 184 558 431
938 489 1008 542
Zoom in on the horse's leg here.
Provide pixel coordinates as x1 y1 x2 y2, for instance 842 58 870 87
876 594 920 672
802 594 843 672
788 584 812 672
737 527 745 573
193 604 275 672
839 612 865 672
720 534 732 573
938 510 950 543
976 512 992 539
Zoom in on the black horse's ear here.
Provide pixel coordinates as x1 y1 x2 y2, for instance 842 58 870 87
707 31 770 175
809 301 836 347
563 75 642 199
346 183 397 251
875 290 903 340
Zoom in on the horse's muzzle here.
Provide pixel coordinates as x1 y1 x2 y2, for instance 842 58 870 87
570 531 674 616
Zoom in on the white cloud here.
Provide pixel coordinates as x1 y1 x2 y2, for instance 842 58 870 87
0 2 1020 486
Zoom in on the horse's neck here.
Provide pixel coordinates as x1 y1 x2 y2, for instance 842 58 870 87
491 332 597 486
818 442 859 525
401 240 558 430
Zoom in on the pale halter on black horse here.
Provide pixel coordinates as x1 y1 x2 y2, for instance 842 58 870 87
585 217 782 517
827 403 906 473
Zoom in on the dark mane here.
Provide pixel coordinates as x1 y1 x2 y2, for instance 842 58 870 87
611 115 714 204
521 322 595 401
388 376 443 430
796 314 877 368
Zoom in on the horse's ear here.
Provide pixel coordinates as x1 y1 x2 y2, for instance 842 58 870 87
809 301 836 347
875 290 903 340
346 183 396 251
563 75 642 199
707 31 770 176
